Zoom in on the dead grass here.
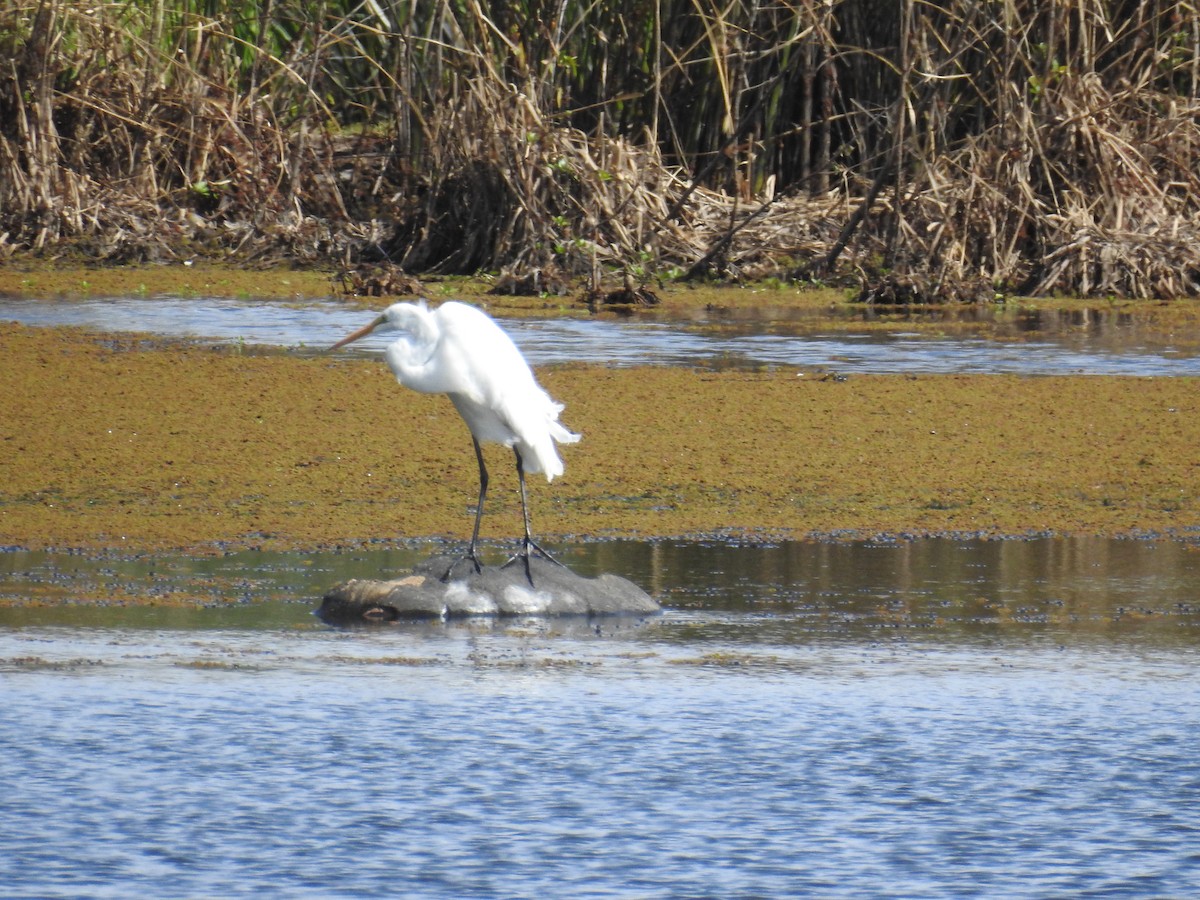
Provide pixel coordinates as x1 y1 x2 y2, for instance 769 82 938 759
4 2 1200 299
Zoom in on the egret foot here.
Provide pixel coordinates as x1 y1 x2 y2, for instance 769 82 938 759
502 538 568 587
440 548 484 583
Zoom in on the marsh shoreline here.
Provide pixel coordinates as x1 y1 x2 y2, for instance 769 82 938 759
2 271 1197 555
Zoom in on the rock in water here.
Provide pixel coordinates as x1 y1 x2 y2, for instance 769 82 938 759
316 554 661 624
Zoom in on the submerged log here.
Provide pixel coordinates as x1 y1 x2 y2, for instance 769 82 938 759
316 554 660 624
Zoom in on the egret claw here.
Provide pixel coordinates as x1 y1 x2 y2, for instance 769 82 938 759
440 550 484 582
502 539 567 586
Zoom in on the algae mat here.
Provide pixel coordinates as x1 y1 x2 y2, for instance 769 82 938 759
1 322 1197 553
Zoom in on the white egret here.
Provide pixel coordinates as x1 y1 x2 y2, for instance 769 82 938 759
330 300 581 582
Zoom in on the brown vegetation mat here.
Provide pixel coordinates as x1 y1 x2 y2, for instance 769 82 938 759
5 2 1200 299
2 323 1197 553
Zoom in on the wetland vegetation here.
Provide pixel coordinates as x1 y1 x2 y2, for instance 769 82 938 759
4 1 1200 300
2 0 1199 565
2 320 1197 556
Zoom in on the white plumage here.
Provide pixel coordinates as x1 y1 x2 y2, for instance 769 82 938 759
331 300 580 578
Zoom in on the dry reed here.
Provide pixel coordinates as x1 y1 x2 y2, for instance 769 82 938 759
3 0 1199 299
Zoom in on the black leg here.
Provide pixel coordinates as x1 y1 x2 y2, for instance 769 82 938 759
443 437 487 581
467 437 488 568
503 447 566 585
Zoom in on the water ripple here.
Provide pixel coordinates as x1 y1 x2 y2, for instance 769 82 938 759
2 296 1197 375
2 634 1198 898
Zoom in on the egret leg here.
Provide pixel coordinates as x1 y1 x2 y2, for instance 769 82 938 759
443 437 487 581
503 448 566 585
467 437 488 568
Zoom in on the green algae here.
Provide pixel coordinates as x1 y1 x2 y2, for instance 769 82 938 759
1 321 1198 555
0 261 340 303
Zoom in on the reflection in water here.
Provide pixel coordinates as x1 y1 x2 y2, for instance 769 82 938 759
2 537 1198 645
610 537 1200 644
2 538 1199 898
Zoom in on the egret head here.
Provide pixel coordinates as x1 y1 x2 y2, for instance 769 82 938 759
329 300 431 351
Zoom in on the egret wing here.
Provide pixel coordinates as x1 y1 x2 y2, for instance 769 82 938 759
435 302 580 479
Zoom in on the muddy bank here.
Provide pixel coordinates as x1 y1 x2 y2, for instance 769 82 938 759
2 322 1198 553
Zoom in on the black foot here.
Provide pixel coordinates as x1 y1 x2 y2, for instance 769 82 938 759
502 539 567 586
440 548 484 582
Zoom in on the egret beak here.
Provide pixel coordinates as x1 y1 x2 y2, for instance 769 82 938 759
330 313 387 351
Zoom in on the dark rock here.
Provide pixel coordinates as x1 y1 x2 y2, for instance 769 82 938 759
316 554 660 624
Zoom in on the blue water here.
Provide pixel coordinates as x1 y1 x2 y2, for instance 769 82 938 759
2 295 1197 375
3 539 1200 898
3 635 1198 898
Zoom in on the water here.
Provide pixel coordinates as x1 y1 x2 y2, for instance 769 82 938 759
3 538 1200 898
2 295 1198 375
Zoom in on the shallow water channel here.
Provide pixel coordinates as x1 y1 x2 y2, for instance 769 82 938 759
2 295 1199 374
3 538 1200 897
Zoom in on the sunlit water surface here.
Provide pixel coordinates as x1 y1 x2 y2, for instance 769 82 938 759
2 295 1198 374
3 538 1200 898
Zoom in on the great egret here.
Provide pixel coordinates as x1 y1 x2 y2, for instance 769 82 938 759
330 300 581 582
